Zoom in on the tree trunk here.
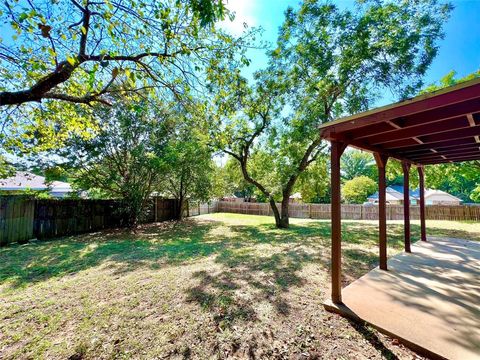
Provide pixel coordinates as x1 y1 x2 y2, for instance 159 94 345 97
126 206 139 229
268 198 282 228
279 197 290 228
175 196 185 220
267 197 290 228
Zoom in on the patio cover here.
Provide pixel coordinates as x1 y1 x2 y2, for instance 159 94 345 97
318 77 480 304
318 78 480 358
319 77 480 165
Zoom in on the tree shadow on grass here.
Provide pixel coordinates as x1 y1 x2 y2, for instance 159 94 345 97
185 246 316 329
0 219 330 289
1 216 477 293
349 320 400 360
0 221 224 288
183 222 385 330
182 219 480 332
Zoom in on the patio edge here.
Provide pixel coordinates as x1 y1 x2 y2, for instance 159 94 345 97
323 300 447 360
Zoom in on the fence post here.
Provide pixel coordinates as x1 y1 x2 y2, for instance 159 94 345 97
154 197 158 222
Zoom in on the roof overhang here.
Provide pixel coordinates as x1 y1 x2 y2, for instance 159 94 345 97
319 78 480 165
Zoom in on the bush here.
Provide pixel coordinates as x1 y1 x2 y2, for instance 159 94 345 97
342 176 377 204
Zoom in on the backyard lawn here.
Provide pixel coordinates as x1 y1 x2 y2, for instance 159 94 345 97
1 213 479 359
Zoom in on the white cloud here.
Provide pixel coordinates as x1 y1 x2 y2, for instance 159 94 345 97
220 0 258 36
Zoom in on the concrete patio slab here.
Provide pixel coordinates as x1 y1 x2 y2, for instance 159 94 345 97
324 237 480 360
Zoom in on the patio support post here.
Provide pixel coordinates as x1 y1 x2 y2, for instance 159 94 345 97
402 162 411 253
330 140 346 304
418 166 427 241
374 153 389 271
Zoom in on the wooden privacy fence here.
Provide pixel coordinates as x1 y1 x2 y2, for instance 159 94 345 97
0 196 178 246
187 201 219 217
153 198 178 222
0 196 35 246
3 196 479 246
34 199 126 239
216 201 480 221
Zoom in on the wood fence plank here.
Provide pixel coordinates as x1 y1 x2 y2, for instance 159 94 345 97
214 201 479 221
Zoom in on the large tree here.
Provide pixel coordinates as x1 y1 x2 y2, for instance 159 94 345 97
0 0 255 160
58 94 171 227
211 0 452 228
0 0 231 107
340 149 376 181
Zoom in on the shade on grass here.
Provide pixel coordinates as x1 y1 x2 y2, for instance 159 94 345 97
1 213 479 359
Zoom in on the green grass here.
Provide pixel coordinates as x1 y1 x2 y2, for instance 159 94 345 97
0 213 478 359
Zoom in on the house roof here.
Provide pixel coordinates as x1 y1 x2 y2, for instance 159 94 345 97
368 186 462 202
290 192 302 199
368 187 409 201
319 78 480 165
0 172 72 192
424 189 462 202
389 185 417 197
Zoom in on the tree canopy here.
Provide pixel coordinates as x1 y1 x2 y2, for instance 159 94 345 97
0 0 231 107
161 107 214 219
210 0 452 228
4 0 480 234
0 0 255 161
57 93 171 225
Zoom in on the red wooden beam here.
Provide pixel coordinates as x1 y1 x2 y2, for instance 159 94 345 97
398 138 476 154
410 149 480 161
348 98 480 140
329 134 420 165
418 167 427 242
402 142 480 156
344 122 398 139
367 116 470 146
402 162 411 253
381 125 480 149
374 153 389 270
320 79 480 137
420 154 480 164
330 140 347 304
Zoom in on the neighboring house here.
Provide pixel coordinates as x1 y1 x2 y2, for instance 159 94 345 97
221 195 243 202
289 192 303 203
368 186 462 205
418 189 462 205
367 187 414 205
0 171 76 198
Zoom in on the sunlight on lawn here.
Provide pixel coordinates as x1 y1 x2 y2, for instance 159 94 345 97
0 213 479 359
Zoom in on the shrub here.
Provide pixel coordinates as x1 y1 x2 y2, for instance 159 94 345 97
342 176 377 204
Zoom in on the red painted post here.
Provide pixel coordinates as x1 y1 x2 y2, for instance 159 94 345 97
330 140 346 304
402 162 411 253
374 153 389 271
418 166 427 241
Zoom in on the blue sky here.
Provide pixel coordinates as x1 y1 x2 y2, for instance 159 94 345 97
221 0 480 103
